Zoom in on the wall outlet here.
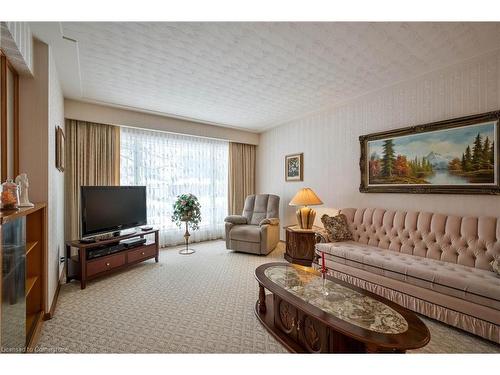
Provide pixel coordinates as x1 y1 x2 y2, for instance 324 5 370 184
60 256 65 263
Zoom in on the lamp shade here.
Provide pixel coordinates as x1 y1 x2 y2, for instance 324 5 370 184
289 188 323 206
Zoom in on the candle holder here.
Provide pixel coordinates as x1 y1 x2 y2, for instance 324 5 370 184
321 270 329 297
320 251 328 296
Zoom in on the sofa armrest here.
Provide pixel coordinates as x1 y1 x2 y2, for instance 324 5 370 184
315 228 329 244
259 218 280 226
224 215 248 225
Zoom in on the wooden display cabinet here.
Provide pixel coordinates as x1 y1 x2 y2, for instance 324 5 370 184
0 203 47 352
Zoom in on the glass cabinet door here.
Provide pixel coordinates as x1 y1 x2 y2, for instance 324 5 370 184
1 217 26 353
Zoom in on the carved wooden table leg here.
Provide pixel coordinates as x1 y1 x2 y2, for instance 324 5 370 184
258 284 267 314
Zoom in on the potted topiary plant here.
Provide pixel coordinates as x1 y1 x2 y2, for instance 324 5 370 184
172 193 201 254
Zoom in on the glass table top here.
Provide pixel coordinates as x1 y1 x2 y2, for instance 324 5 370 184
264 265 408 334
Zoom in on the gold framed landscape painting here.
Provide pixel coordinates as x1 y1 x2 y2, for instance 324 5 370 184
359 111 500 194
285 153 303 181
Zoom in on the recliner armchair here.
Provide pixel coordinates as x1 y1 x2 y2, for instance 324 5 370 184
224 194 280 255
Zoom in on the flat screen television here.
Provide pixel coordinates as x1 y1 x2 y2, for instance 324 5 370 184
80 186 147 238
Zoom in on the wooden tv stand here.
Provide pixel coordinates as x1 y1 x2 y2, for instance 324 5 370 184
65 229 159 289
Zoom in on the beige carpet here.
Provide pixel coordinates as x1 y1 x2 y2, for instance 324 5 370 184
37 241 499 353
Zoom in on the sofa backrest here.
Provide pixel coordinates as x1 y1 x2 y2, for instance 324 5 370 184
242 194 280 225
340 207 500 271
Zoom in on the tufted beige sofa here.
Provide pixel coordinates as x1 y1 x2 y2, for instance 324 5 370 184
315 208 500 343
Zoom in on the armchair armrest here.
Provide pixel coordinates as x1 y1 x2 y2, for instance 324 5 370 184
259 218 280 226
315 228 330 244
224 215 248 225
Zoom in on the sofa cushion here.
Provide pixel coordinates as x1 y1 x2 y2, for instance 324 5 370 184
229 225 261 243
491 258 500 276
321 214 353 242
316 241 500 310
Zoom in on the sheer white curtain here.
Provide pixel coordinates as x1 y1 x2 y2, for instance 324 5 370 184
120 127 228 247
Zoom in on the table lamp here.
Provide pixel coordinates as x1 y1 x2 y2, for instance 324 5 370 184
289 187 323 229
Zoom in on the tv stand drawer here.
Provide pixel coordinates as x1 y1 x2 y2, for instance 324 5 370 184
87 253 126 277
127 244 157 263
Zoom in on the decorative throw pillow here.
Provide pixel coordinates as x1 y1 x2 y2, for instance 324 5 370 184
491 257 500 276
320 214 353 242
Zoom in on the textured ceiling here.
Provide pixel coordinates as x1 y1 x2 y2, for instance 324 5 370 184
53 22 500 131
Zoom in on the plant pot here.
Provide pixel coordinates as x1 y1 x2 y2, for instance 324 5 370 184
181 212 193 222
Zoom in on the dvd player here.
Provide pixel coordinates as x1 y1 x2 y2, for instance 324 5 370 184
120 237 147 248
87 243 126 260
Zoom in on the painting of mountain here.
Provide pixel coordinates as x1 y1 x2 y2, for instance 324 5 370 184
367 120 497 186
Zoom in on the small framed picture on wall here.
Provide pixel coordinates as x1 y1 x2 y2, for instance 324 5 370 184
285 153 303 181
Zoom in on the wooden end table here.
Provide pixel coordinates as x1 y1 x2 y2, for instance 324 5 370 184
284 225 321 267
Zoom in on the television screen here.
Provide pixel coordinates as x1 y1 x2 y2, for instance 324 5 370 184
81 186 147 237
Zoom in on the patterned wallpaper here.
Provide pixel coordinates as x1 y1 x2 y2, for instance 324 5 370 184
257 49 500 239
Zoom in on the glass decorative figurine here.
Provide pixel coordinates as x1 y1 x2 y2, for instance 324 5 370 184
1 179 20 211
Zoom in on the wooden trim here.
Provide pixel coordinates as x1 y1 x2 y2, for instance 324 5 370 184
43 264 65 320
0 202 47 224
24 204 47 349
0 57 20 180
0 213 2 346
359 110 500 195
13 72 19 177
6 59 17 73
42 205 48 317
0 55 6 181
25 311 44 353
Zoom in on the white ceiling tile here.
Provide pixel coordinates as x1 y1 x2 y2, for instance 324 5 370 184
35 22 500 131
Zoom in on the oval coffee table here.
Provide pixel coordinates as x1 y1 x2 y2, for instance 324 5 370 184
254 262 430 353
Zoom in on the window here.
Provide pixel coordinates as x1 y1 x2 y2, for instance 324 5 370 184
120 127 228 247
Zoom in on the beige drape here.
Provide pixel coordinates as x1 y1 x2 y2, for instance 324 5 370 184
64 119 120 240
228 142 256 215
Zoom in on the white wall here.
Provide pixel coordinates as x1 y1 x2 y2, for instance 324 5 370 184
19 38 64 312
65 99 260 145
48 47 65 306
257 49 500 240
19 39 48 204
